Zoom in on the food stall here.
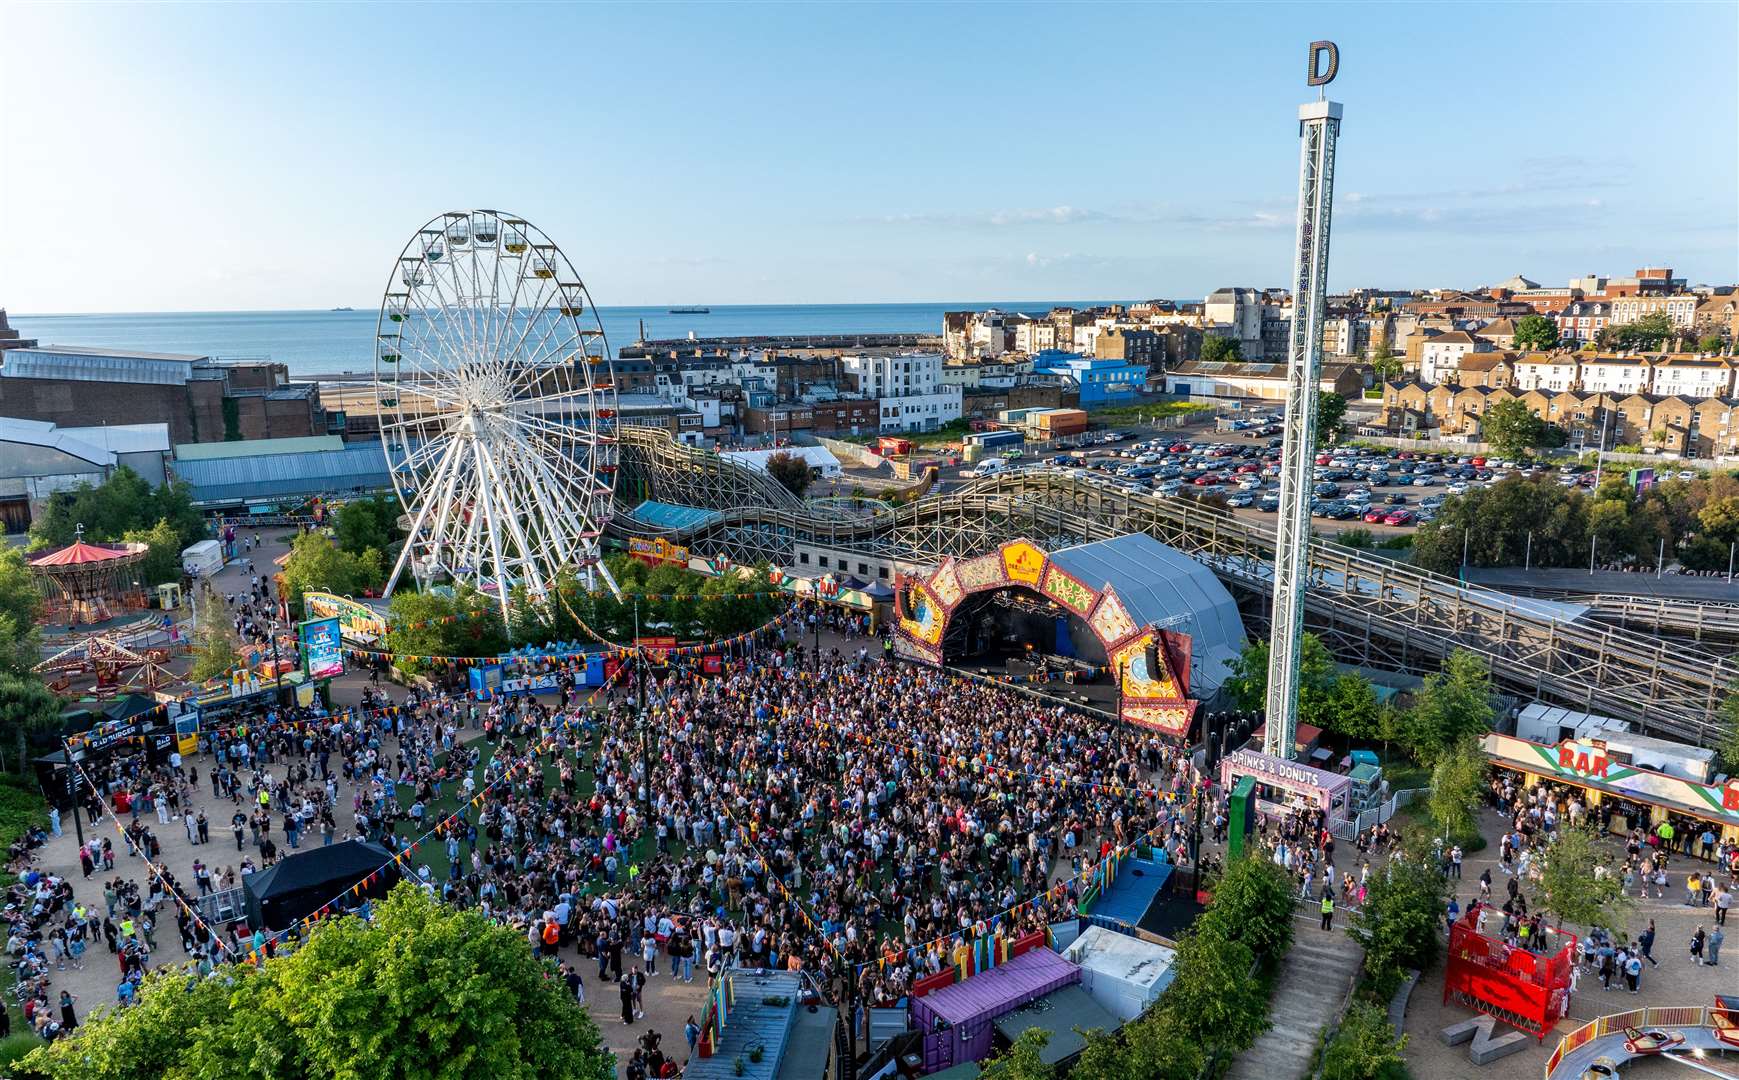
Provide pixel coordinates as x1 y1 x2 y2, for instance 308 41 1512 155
1218 748 1354 828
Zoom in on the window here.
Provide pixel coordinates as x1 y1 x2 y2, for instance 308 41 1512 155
799 552 810 565
879 566 889 579
858 562 869 575
818 556 829 568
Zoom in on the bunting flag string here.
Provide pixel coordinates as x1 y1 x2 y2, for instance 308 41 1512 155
253 655 641 954
851 818 1175 977
67 759 239 960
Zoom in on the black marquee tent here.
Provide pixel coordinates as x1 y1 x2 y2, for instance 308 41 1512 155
243 839 400 930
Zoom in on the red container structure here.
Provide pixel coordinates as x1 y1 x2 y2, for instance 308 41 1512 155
1443 909 1576 1041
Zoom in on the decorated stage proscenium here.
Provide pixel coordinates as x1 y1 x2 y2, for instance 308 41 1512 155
894 538 1198 735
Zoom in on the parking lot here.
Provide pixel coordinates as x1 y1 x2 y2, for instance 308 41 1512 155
956 414 1606 540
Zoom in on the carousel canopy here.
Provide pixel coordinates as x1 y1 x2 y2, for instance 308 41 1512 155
28 540 147 569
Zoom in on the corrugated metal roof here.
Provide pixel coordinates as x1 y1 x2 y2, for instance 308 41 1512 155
0 417 115 467
916 948 1080 1026
58 423 171 455
1048 533 1248 697
686 970 803 1080
174 444 390 504
1 347 202 384
630 501 724 531
174 436 345 461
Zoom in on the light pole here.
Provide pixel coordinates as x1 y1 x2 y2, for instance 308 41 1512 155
61 738 84 849
1524 531 1533 571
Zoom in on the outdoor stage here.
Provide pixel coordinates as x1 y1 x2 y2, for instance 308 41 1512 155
895 533 1247 736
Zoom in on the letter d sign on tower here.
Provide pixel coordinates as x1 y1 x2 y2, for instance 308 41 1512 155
1264 43 1344 760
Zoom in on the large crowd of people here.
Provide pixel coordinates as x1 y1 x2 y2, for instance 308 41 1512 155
6 597 1217 1074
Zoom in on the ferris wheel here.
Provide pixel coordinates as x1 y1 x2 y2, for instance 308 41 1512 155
375 210 621 620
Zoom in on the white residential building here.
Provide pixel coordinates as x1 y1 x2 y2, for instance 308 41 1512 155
842 351 943 398
1014 319 1058 354
1418 331 1491 384
1578 355 1652 395
876 387 962 433
1511 354 1579 392
1611 294 1701 330
1650 358 1734 399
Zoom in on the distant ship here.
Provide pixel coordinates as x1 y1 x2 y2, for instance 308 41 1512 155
668 306 710 315
331 306 354 312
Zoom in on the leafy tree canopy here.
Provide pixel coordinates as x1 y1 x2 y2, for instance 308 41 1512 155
1479 398 1549 459
1322 1000 1410 1080
30 468 204 553
1537 821 1633 930
188 591 242 684
281 532 385 617
1317 392 1348 447
765 452 815 498
1201 336 1243 364
21 885 615 1080
121 518 183 588
332 495 402 559
1400 649 1495 765
1512 314 1560 352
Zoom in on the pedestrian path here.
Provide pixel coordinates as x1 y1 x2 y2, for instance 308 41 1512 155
1227 926 1365 1080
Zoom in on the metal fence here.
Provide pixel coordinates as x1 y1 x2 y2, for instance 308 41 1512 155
1544 1006 1716 1078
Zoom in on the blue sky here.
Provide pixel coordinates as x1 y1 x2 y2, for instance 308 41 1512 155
1 2 1733 312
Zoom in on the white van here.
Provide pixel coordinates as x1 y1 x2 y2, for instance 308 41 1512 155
968 459 1011 478
181 540 224 578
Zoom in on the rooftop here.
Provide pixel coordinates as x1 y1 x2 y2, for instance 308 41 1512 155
174 435 345 461
0 417 116 468
172 444 391 505
1 346 207 385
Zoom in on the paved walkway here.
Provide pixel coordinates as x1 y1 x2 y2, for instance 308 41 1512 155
1227 919 1364 1080
1399 805 1739 1080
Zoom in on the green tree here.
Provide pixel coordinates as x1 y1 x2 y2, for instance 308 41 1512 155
1322 1001 1410 1080
1201 336 1243 364
764 452 814 497
1479 398 1548 458
188 591 241 683
1512 314 1560 352
1317 391 1348 446
1159 930 1270 1055
0 675 62 775
1351 839 1447 995
1224 635 1334 714
27 468 205 551
384 587 509 673
1202 852 1296 959
1537 821 1633 930
1597 312 1675 351
1428 734 1487 843
1410 476 1590 575
281 531 384 617
121 518 183 587
23 884 615 1080
332 495 401 557
1400 649 1496 765
1699 334 1728 355
0 548 43 677
1370 355 1404 382
1698 496 1739 546
980 1028 1054 1080
1718 678 1739 773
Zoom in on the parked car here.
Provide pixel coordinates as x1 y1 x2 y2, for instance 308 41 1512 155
1258 494 1280 512
1362 508 1388 524
1226 492 1255 508
1446 481 1469 495
1383 509 1415 526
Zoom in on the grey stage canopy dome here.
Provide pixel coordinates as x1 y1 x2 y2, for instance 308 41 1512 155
1046 532 1248 698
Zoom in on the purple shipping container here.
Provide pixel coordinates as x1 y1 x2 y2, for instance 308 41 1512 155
909 948 1081 1073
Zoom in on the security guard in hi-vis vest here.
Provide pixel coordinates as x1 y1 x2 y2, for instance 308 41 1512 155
1321 893 1335 932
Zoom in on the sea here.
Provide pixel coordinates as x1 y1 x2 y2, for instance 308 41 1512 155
8 302 1121 379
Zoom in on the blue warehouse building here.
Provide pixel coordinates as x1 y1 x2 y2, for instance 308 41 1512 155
1032 351 1148 406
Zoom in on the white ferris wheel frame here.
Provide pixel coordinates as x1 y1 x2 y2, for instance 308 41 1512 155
375 209 622 625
